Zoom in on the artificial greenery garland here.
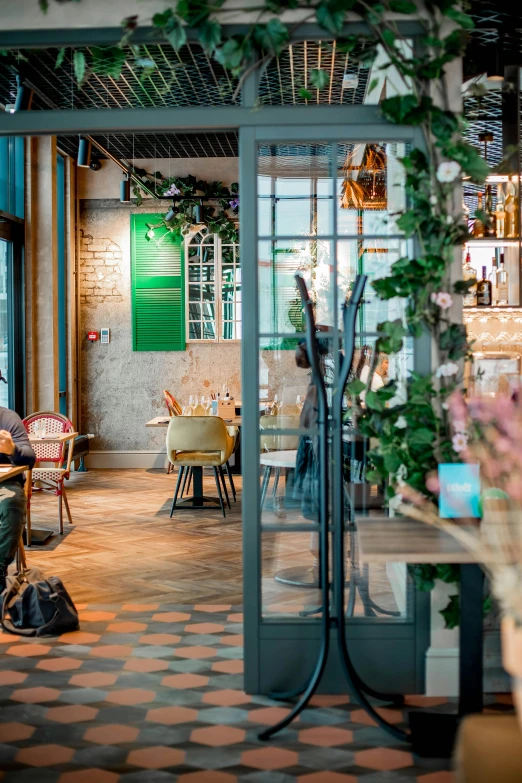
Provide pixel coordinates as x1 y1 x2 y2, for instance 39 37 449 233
32 0 493 627
130 170 239 243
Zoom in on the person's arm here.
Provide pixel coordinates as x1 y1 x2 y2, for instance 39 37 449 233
0 412 36 468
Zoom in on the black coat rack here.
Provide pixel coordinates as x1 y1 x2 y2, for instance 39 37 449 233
259 271 409 743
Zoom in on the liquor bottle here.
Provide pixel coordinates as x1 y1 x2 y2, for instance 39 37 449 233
484 185 496 237
497 252 509 304
477 265 492 306
505 176 519 238
488 256 498 305
495 183 506 239
473 192 485 237
463 250 478 307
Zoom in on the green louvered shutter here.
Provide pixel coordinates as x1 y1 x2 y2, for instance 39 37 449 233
131 214 186 351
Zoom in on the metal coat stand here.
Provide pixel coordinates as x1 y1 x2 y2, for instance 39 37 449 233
259 272 409 743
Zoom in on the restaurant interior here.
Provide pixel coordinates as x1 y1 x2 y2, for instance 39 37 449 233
0 1 522 780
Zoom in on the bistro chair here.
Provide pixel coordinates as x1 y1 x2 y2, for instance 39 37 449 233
163 390 182 474
23 412 76 535
166 416 237 517
259 414 300 507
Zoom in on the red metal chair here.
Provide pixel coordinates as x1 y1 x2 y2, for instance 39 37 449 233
23 412 76 535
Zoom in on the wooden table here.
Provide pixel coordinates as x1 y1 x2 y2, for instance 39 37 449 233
29 433 79 445
357 515 484 755
146 416 242 428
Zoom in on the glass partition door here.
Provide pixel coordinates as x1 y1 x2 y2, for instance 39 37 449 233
241 125 429 696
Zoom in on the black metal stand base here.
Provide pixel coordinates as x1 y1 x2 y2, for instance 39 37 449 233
24 528 54 546
274 566 318 588
174 496 221 509
408 712 459 758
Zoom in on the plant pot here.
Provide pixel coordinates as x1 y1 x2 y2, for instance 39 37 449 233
501 616 522 733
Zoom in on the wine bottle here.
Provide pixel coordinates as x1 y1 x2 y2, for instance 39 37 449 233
477 265 492 306
505 177 518 238
497 253 509 304
463 250 478 307
495 183 506 239
484 185 496 237
488 256 498 305
473 193 485 237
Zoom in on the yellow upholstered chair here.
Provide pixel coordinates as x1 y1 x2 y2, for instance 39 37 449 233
166 416 236 517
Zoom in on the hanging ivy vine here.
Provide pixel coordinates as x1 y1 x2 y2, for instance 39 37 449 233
130 170 239 242
31 0 494 627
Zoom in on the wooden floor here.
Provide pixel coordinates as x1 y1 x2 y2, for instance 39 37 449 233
25 469 244 605
23 469 404 618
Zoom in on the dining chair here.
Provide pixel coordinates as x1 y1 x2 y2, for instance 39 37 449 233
23 412 75 535
163 390 183 473
166 416 237 517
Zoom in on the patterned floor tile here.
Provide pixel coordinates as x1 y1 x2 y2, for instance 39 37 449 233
0 603 509 782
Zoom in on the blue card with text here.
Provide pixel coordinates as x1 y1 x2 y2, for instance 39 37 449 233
438 463 481 519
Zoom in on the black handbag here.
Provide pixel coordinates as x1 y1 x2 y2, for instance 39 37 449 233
1 568 80 637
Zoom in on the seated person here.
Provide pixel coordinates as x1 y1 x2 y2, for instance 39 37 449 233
0 408 36 591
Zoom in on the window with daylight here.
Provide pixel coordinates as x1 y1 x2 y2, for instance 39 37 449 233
186 229 241 341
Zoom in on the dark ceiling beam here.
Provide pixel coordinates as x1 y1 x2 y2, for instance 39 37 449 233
0 21 422 50
0 104 384 136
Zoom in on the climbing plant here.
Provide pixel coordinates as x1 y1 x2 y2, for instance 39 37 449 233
130 170 239 242
33 0 492 626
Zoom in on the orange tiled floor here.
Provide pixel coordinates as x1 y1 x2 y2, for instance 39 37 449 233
0 603 514 782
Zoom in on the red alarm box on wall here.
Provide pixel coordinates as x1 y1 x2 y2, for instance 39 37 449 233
87 331 99 342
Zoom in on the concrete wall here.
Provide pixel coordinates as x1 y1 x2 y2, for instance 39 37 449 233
79 157 240 459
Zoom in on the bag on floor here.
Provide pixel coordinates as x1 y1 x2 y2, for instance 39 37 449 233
1 568 80 637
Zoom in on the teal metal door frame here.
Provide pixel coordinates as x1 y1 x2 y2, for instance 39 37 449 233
240 120 430 695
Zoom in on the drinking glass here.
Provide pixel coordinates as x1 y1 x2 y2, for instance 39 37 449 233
296 394 303 411
33 421 46 438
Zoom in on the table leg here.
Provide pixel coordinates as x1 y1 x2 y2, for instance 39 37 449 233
459 563 484 716
174 466 222 511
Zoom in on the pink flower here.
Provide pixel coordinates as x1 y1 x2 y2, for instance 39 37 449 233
453 420 466 434
431 291 453 310
452 432 468 453
425 474 440 494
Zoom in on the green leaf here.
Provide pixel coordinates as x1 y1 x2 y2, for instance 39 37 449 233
335 35 359 54
381 94 433 125
436 564 460 584
90 46 126 79
377 319 406 355
309 68 330 90
439 323 468 360
408 427 435 447
214 37 252 75
39 0 49 13
454 279 474 295
73 50 86 85
299 87 312 100
152 10 173 27
444 6 474 30
165 19 187 52
431 109 459 142
198 19 222 54
346 378 365 395
440 594 460 629
445 141 489 182
410 564 436 592
381 28 396 47
253 18 289 56
389 0 416 12
55 48 66 69
316 2 345 35
367 77 379 95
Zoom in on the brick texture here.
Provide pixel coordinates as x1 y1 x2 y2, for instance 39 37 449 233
80 231 123 307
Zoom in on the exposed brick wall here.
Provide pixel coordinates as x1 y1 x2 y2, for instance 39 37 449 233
79 230 124 307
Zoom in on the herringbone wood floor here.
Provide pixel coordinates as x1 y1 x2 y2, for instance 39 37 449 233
26 469 244 605
24 469 401 617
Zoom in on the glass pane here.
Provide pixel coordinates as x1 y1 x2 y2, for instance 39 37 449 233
259 240 335 334
258 144 334 237
262 532 322 618
189 322 201 340
0 240 8 408
337 142 407 236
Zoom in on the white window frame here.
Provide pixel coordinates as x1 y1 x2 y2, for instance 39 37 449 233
185 227 241 343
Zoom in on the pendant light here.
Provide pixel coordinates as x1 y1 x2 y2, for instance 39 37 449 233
165 202 178 222
77 137 92 168
14 74 33 112
120 170 131 203
194 199 204 225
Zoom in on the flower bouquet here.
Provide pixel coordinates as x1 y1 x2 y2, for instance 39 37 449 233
397 389 522 728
